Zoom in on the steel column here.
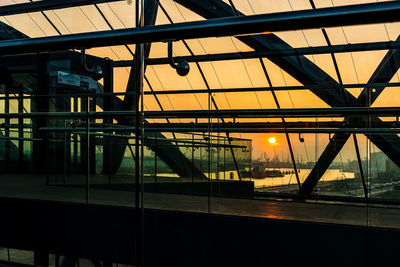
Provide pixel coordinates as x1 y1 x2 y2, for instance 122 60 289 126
353 134 368 198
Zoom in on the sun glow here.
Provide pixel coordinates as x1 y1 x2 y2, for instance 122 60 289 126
268 137 276 144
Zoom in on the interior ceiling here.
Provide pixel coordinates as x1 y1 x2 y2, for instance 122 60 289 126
1 0 400 184
0 0 397 113
0 1 397 140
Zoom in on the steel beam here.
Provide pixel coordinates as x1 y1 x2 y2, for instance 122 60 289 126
134 121 396 129
1 2 400 55
156 0 243 180
101 0 159 175
36 126 400 134
301 40 400 194
94 128 400 134
357 35 400 106
0 0 122 17
301 133 350 195
4 0 400 191
97 0 206 179
353 134 368 198
2 82 400 97
3 106 400 119
174 0 400 195
113 40 400 67
0 0 206 179
302 35 400 194
0 21 27 40
141 82 400 95
0 22 25 170
1 0 400 187
174 0 354 110
130 107 400 118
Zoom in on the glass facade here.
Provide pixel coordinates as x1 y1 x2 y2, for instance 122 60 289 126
1 0 400 265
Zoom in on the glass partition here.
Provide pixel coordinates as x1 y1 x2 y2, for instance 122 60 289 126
0 0 399 241
3 1 400 266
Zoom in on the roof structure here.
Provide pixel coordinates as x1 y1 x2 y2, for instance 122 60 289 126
0 0 400 196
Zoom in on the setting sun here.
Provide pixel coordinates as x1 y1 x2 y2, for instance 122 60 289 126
268 137 276 144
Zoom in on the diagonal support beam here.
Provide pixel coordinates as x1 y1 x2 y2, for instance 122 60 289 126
173 0 356 106
301 133 350 193
173 0 400 192
0 6 205 179
98 95 207 179
357 37 400 106
302 35 400 194
102 0 157 175
101 0 207 179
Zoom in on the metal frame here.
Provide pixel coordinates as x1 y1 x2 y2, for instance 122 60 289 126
302 35 400 194
0 0 399 199
1 82 400 97
173 0 400 196
0 107 399 118
0 0 122 17
0 2 400 55
114 39 400 67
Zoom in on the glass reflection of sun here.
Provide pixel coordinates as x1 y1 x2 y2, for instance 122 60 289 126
268 137 276 144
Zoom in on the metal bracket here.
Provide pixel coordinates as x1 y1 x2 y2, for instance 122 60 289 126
81 49 103 81
168 41 190 76
299 133 304 143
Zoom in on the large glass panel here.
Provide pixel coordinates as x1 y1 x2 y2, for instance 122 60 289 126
1 0 400 249
0 52 109 203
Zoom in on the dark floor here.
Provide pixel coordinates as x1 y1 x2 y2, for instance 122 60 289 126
0 174 399 229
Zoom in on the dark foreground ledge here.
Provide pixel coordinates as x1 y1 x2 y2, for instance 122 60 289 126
0 196 398 266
